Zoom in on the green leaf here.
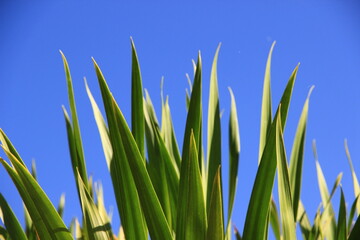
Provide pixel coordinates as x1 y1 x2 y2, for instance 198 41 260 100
77 171 114 240
176 130 207 240
93 59 148 240
227 87 240 230
278 64 299 131
144 93 180 229
345 139 360 215
161 96 181 170
289 86 314 220
258 41 275 163
206 167 224 240
0 226 9 239
1 151 72 240
111 96 174 240
207 44 222 215
297 201 311 239
348 215 360 240
130 38 145 160
60 51 88 188
57 193 65 219
269 199 281 240
0 193 27 240
242 107 281 240
182 53 203 172
0 129 25 166
85 80 112 169
348 195 359 233
313 140 337 240
275 112 296 240
336 188 347 240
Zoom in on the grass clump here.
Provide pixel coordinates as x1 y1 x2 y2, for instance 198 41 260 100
1 40 360 240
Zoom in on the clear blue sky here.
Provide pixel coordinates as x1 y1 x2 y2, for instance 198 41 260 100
1 1 360 239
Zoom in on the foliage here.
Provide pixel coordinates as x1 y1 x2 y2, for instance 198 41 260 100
1 40 360 240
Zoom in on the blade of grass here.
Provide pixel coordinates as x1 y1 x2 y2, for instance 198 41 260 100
269 198 281 240
161 96 181 170
130 38 145 160
313 140 337 240
242 107 281 240
278 64 299 130
207 44 222 215
1 158 50 240
0 129 25 166
93 59 148 240
227 87 240 233
60 51 88 188
176 131 206 240
348 196 359 233
0 193 27 240
85 80 112 169
276 111 296 240
182 53 203 172
206 167 224 240
111 96 174 239
94 57 173 239
258 41 275 163
344 139 360 215
336 188 347 240
1 152 72 239
289 86 314 220
77 171 114 240
348 215 360 240
57 193 65 218
144 94 180 229
297 201 312 239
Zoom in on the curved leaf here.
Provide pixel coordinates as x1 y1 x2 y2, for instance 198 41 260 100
0 193 27 240
243 107 281 240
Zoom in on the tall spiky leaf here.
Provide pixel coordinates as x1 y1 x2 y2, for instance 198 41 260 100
348 215 360 240
289 86 314 220
278 65 299 130
258 41 275 162
144 94 180 229
0 151 72 240
348 196 359 233
336 188 347 240
242 107 281 240
207 44 222 214
182 53 203 171
161 96 181 169
0 193 27 240
227 88 240 232
345 139 360 215
130 38 145 160
77 171 114 240
93 59 148 240
0 129 24 166
207 167 224 240
313 141 336 240
275 114 296 240
85 80 112 169
269 199 281 240
111 96 173 240
60 51 88 187
176 131 206 240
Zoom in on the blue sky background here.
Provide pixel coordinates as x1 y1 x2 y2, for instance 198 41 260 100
1 1 360 239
